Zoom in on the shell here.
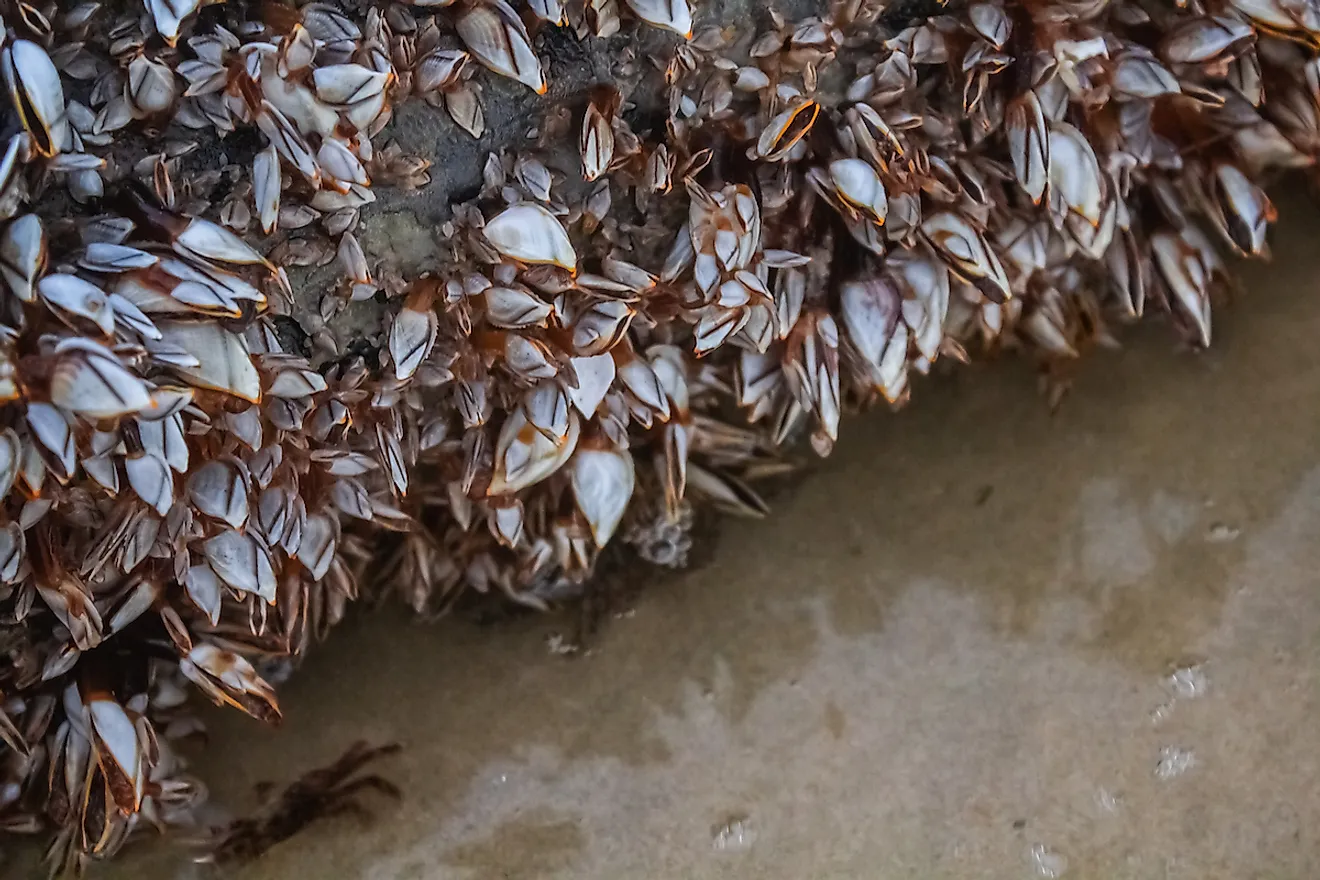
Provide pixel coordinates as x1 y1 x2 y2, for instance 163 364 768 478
623 0 693 37
580 100 615 182
2 40 68 156
571 441 635 545
484 203 578 270
457 0 547 94
828 158 888 223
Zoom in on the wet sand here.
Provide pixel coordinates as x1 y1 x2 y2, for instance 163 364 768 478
30 196 1320 879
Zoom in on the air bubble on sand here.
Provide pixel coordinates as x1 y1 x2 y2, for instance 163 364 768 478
1095 788 1121 814
1164 664 1208 699
1155 746 1196 780
1149 700 1175 726
711 815 756 853
1152 663 1209 723
1029 843 1068 878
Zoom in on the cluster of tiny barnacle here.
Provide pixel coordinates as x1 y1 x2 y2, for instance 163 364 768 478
0 0 1304 868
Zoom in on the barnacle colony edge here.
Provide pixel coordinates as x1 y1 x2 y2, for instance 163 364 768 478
0 0 1299 869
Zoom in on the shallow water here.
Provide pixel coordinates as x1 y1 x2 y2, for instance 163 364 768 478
21 197 1320 879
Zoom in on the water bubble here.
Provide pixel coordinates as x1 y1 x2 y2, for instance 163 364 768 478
711 814 756 853
1164 664 1208 699
1152 663 1209 723
1149 699 1175 726
1095 788 1121 814
1029 843 1068 878
1166 664 1209 696
1155 746 1196 780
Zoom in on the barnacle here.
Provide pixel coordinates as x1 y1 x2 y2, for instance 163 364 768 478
0 0 1311 870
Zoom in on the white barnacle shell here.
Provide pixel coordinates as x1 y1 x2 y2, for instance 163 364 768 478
754 99 819 161
1210 162 1275 256
839 276 901 377
278 25 317 78
26 402 75 480
489 406 581 495
138 411 188 473
687 463 770 518
968 3 1011 48
0 428 19 500
1111 50 1181 99
49 338 150 419
457 0 547 94
528 0 566 23
445 82 486 139
1006 90 1048 205
0 214 46 302
921 211 1010 303
297 513 337 580
1047 122 1105 227
620 348 675 419
828 158 888 223
485 286 552 328
156 321 262 402
523 382 572 444
252 145 281 235
190 461 250 529
87 696 144 811
79 243 157 273
337 232 371 285
145 0 202 45
125 452 173 515
302 3 362 41
487 497 524 547
416 49 470 94
255 99 321 188
105 576 161 636
184 564 222 625
567 354 615 418
38 273 115 335
174 217 270 268
571 299 635 355
485 203 577 271
504 334 558 380
180 643 280 721
1152 230 1212 348
580 101 615 182
623 0 693 38
571 440 635 546
1231 0 1320 32
267 367 327 398
127 54 177 116
2 39 69 157
389 302 439 381
203 530 276 602
1160 15 1254 65
312 64 390 106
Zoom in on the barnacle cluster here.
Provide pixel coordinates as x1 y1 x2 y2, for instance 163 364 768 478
0 0 1305 869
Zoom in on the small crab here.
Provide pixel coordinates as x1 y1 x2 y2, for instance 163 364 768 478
201 740 402 865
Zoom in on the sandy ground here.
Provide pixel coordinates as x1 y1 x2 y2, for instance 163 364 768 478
14 196 1320 878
